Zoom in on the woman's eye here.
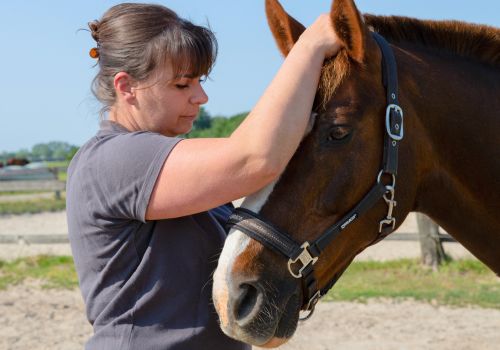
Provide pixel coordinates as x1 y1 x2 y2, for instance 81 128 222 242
327 126 352 142
175 84 189 89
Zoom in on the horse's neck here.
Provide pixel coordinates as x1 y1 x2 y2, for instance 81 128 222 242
398 45 500 273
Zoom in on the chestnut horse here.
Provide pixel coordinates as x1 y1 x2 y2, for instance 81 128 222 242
7 158 29 166
213 0 500 347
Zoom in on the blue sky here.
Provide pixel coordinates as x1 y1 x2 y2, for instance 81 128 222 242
1 0 499 152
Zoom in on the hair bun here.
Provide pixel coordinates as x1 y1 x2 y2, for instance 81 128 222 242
88 20 100 43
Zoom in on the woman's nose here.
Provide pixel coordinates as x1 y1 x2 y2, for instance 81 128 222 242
191 84 209 105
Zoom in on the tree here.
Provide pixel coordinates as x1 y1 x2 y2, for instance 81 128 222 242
0 151 15 164
66 146 79 161
15 149 30 159
192 107 212 130
31 143 52 161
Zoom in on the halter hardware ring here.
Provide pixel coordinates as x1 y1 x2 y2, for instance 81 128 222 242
299 290 321 321
377 170 396 188
386 104 404 141
287 242 318 279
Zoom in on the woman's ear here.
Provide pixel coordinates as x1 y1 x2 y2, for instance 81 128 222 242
114 72 136 105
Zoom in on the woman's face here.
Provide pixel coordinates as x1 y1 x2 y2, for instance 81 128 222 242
133 61 209 136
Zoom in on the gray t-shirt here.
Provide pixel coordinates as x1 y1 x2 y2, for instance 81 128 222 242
66 121 249 350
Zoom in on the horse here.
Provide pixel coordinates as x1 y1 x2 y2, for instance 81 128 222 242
7 158 30 166
212 0 500 347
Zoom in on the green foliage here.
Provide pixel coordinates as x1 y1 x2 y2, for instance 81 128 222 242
192 107 212 130
1 142 79 163
324 259 500 309
0 255 78 290
0 151 16 163
31 143 52 160
31 141 78 161
15 148 30 159
66 146 79 161
185 112 248 138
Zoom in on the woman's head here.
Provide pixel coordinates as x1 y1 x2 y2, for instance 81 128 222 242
89 3 217 128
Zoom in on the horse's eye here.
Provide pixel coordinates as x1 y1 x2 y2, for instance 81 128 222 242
328 126 352 142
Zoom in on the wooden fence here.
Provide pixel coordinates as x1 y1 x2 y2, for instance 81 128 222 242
0 167 66 199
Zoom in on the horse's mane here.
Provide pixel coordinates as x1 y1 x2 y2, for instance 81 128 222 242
316 15 500 111
365 15 500 67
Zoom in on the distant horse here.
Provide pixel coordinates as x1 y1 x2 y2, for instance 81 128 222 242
213 0 500 347
7 158 29 166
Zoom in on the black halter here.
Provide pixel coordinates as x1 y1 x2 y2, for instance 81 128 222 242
226 33 404 320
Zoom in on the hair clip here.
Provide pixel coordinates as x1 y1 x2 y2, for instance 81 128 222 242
89 47 99 59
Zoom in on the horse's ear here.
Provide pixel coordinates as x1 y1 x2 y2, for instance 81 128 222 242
265 0 306 57
330 0 369 63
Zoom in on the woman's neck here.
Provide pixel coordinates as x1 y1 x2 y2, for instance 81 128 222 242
108 105 141 132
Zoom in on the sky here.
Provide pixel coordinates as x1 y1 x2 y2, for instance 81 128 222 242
1 0 499 152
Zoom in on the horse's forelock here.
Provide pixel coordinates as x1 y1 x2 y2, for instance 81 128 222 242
316 50 351 111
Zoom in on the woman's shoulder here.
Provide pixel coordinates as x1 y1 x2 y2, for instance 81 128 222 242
70 121 180 170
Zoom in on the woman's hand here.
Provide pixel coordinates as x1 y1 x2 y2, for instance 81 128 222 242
298 14 342 58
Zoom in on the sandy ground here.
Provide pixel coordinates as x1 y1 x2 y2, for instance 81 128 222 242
0 283 499 350
0 211 496 350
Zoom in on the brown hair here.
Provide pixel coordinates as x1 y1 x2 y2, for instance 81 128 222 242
88 3 218 116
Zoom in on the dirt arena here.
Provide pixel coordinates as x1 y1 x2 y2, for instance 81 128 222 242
0 212 498 350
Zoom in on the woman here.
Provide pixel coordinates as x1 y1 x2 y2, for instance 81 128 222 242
67 3 341 349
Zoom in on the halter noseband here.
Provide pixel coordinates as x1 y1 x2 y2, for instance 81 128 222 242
226 33 404 321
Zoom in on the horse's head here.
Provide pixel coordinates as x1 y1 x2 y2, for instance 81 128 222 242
213 0 415 346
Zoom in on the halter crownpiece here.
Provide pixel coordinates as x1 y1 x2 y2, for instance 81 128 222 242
226 32 404 321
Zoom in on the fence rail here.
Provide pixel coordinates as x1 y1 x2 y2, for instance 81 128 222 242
0 232 456 245
0 167 66 198
0 180 65 192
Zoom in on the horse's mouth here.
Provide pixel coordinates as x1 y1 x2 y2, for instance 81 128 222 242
237 291 301 347
270 291 301 342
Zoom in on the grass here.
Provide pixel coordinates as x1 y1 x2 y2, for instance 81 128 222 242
44 160 68 181
44 161 70 168
0 255 78 290
324 258 500 309
0 197 66 215
0 255 497 310
0 190 49 196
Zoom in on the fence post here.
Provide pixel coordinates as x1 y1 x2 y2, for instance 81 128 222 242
416 213 446 269
50 167 62 200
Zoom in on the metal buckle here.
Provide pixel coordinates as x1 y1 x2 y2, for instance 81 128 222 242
385 104 404 141
287 242 318 279
299 290 321 321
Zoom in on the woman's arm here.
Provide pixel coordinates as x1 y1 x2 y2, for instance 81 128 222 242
146 15 341 220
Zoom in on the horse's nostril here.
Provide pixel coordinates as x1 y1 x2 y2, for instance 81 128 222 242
235 283 260 324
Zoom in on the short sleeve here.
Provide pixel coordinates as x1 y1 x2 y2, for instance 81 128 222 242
71 130 182 223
